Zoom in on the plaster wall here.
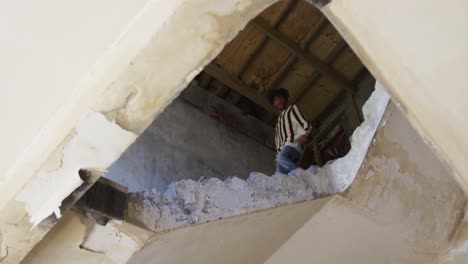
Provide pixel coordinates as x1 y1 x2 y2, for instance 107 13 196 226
128 196 331 264
104 84 275 193
323 0 468 192
0 0 185 210
20 211 113 264
267 196 434 264
345 102 466 255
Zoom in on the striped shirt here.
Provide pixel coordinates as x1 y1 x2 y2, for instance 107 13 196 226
275 104 311 152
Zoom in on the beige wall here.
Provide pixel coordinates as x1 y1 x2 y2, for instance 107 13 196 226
345 102 466 254
267 197 434 263
0 2 186 261
21 210 113 264
0 0 145 178
0 0 189 212
323 0 468 192
129 197 331 264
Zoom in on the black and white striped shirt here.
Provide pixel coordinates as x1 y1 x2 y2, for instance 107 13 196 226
275 104 311 152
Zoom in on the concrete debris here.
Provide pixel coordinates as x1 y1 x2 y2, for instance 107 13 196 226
127 83 390 232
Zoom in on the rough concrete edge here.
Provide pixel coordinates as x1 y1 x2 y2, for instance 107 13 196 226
130 195 335 263
125 83 390 233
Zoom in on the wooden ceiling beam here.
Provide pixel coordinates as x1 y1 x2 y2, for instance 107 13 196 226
347 90 362 125
309 64 366 128
292 39 347 104
351 66 369 88
235 0 298 79
268 17 328 91
310 89 346 126
251 17 358 93
197 72 213 89
204 63 278 115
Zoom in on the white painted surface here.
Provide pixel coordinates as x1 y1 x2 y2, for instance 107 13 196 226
0 0 145 183
16 112 136 226
0 0 184 210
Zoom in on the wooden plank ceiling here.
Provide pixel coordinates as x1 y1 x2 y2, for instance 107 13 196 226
195 0 368 127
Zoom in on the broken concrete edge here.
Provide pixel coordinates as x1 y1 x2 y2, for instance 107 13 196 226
16 112 137 228
37 169 102 230
124 83 390 233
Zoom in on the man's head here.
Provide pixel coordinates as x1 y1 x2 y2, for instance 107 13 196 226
268 88 289 111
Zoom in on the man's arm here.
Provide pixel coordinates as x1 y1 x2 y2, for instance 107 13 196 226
291 105 311 135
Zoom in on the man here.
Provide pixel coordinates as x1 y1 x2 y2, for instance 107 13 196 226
269 88 312 174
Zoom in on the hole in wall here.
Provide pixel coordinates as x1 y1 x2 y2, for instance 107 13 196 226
101 0 376 194
71 0 389 233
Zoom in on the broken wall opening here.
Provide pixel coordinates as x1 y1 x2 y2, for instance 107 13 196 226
76 0 385 234
11 1 468 262
102 0 377 196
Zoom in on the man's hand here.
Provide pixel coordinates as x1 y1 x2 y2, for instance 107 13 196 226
299 134 310 145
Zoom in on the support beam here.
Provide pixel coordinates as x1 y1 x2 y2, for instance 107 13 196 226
197 73 213 89
204 63 278 115
268 18 328 91
236 0 298 78
352 66 369 87
347 90 363 125
312 141 322 166
311 89 347 126
292 39 348 104
251 18 357 93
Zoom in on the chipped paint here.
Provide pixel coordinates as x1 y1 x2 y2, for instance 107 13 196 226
16 112 136 227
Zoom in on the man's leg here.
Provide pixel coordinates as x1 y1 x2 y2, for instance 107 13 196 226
276 146 300 174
